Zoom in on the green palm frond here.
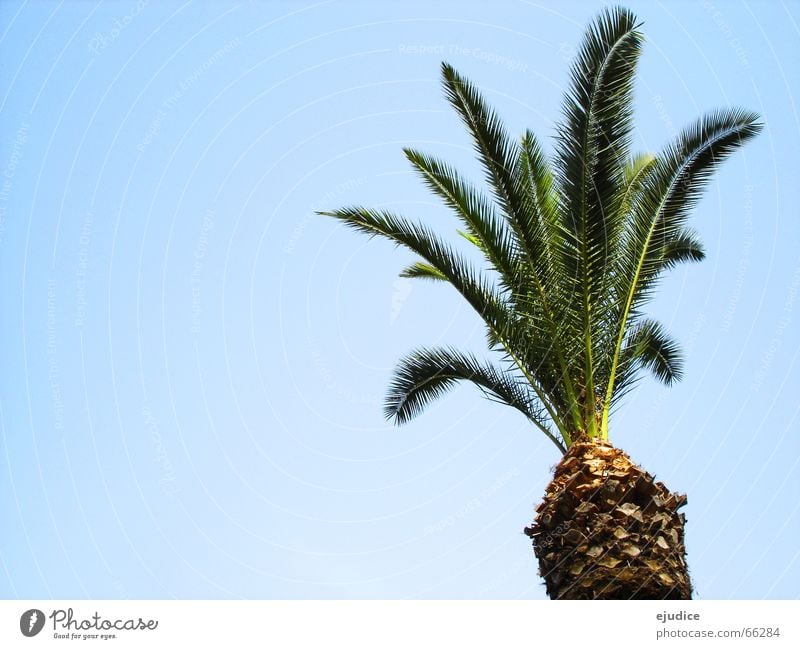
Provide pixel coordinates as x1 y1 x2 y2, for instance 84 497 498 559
623 109 761 312
319 206 507 326
320 205 569 433
661 227 706 269
440 60 584 432
618 318 684 389
552 6 644 435
514 130 559 282
440 62 521 224
619 152 657 215
386 347 565 451
403 148 519 291
601 108 762 434
512 129 584 432
399 261 448 281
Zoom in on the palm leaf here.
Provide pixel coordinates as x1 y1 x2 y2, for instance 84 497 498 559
617 318 683 392
619 152 657 216
552 6 644 434
440 62 522 225
319 206 507 327
320 206 568 431
403 148 520 292
601 108 762 434
399 261 448 281
386 346 566 451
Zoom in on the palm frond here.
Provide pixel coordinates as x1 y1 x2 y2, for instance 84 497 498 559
617 318 684 391
514 130 559 281
319 206 507 327
624 109 761 311
385 346 566 451
661 227 706 269
619 152 657 215
601 108 761 434
438 66 584 437
552 6 644 433
440 62 522 223
400 261 448 281
403 148 520 291
320 206 568 431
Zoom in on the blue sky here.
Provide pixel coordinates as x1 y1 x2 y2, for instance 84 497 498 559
0 0 798 599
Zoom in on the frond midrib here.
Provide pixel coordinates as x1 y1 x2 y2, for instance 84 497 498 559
600 118 758 436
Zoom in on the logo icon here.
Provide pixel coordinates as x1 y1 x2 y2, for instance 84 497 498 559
20 609 45 637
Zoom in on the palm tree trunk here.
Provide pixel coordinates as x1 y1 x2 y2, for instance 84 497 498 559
524 439 692 599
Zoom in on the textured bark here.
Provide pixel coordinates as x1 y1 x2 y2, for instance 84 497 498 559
524 439 692 599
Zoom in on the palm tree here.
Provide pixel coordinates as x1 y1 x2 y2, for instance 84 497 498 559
320 6 760 599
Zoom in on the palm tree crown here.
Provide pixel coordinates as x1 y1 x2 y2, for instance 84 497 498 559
321 6 761 452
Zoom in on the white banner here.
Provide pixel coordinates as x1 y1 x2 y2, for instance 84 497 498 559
1 600 797 648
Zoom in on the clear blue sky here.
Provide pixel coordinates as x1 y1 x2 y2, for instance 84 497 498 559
0 0 798 599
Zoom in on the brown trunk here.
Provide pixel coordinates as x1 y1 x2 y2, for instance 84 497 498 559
524 438 692 599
